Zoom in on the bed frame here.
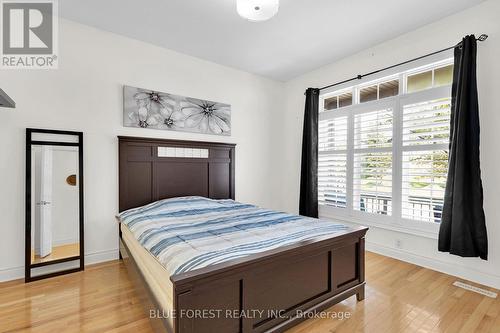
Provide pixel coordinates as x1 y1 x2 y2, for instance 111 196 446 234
118 136 368 333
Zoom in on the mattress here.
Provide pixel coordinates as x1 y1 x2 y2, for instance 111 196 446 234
117 196 349 278
121 222 174 328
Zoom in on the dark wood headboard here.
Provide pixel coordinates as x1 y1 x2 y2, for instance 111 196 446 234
118 136 235 212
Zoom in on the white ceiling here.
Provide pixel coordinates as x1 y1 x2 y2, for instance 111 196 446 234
59 0 484 81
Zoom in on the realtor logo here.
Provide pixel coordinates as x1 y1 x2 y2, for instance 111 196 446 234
1 0 58 68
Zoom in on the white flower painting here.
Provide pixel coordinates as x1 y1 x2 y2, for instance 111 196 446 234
123 86 231 136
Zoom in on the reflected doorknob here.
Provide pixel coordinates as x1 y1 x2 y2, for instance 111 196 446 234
36 201 51 205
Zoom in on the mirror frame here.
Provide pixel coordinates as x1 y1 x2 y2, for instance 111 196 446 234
25 128 84 282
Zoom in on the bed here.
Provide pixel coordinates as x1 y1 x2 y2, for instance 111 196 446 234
118 136 368 333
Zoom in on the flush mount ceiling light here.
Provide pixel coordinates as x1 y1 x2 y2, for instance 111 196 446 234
237 0 279 22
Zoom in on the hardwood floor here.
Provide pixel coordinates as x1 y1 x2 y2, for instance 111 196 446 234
1 252 499 333
31 243 80 265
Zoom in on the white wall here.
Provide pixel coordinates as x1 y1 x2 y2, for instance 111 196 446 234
276 0 500 288
0 19 284 281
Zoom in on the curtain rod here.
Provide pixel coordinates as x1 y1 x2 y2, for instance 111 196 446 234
311 34 488 94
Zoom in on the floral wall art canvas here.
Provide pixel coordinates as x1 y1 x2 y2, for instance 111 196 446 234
123 86 231 136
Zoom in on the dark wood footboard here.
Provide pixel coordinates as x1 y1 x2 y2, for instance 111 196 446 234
170 226 367 333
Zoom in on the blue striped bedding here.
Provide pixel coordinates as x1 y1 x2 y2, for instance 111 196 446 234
118 196 349 277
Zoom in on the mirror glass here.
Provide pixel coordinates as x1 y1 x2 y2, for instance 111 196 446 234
30 145 80 265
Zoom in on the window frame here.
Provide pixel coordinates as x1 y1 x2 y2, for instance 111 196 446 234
318 55 454 239
322 88 353 111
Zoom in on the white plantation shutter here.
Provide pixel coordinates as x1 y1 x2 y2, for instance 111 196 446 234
353 109 392 149
402 151 448 222
402 99 451 146
353 109 393 215
401 98 451 223
353 152 392 215
319 117 347 151
318 117 348 208
318 155 347 208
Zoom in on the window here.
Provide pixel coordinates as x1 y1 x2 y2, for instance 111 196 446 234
359 78 399 103
318 59 453 232
401 98 451 222
353 109 393 215
407 64 453 93
323 90 353 110
319 117 347 208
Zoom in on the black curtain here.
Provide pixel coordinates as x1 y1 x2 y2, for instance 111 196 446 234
438 35 488 260
299 88 320 218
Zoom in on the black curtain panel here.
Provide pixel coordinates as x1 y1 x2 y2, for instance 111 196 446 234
438 35 488 260
299 88 320 218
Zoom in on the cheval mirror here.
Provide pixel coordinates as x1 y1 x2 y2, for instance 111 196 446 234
25 128 84 282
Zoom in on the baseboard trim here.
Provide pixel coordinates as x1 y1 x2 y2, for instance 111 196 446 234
366 241 500 290
85 248 119 265
0 248 119 283
0 266 24 283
